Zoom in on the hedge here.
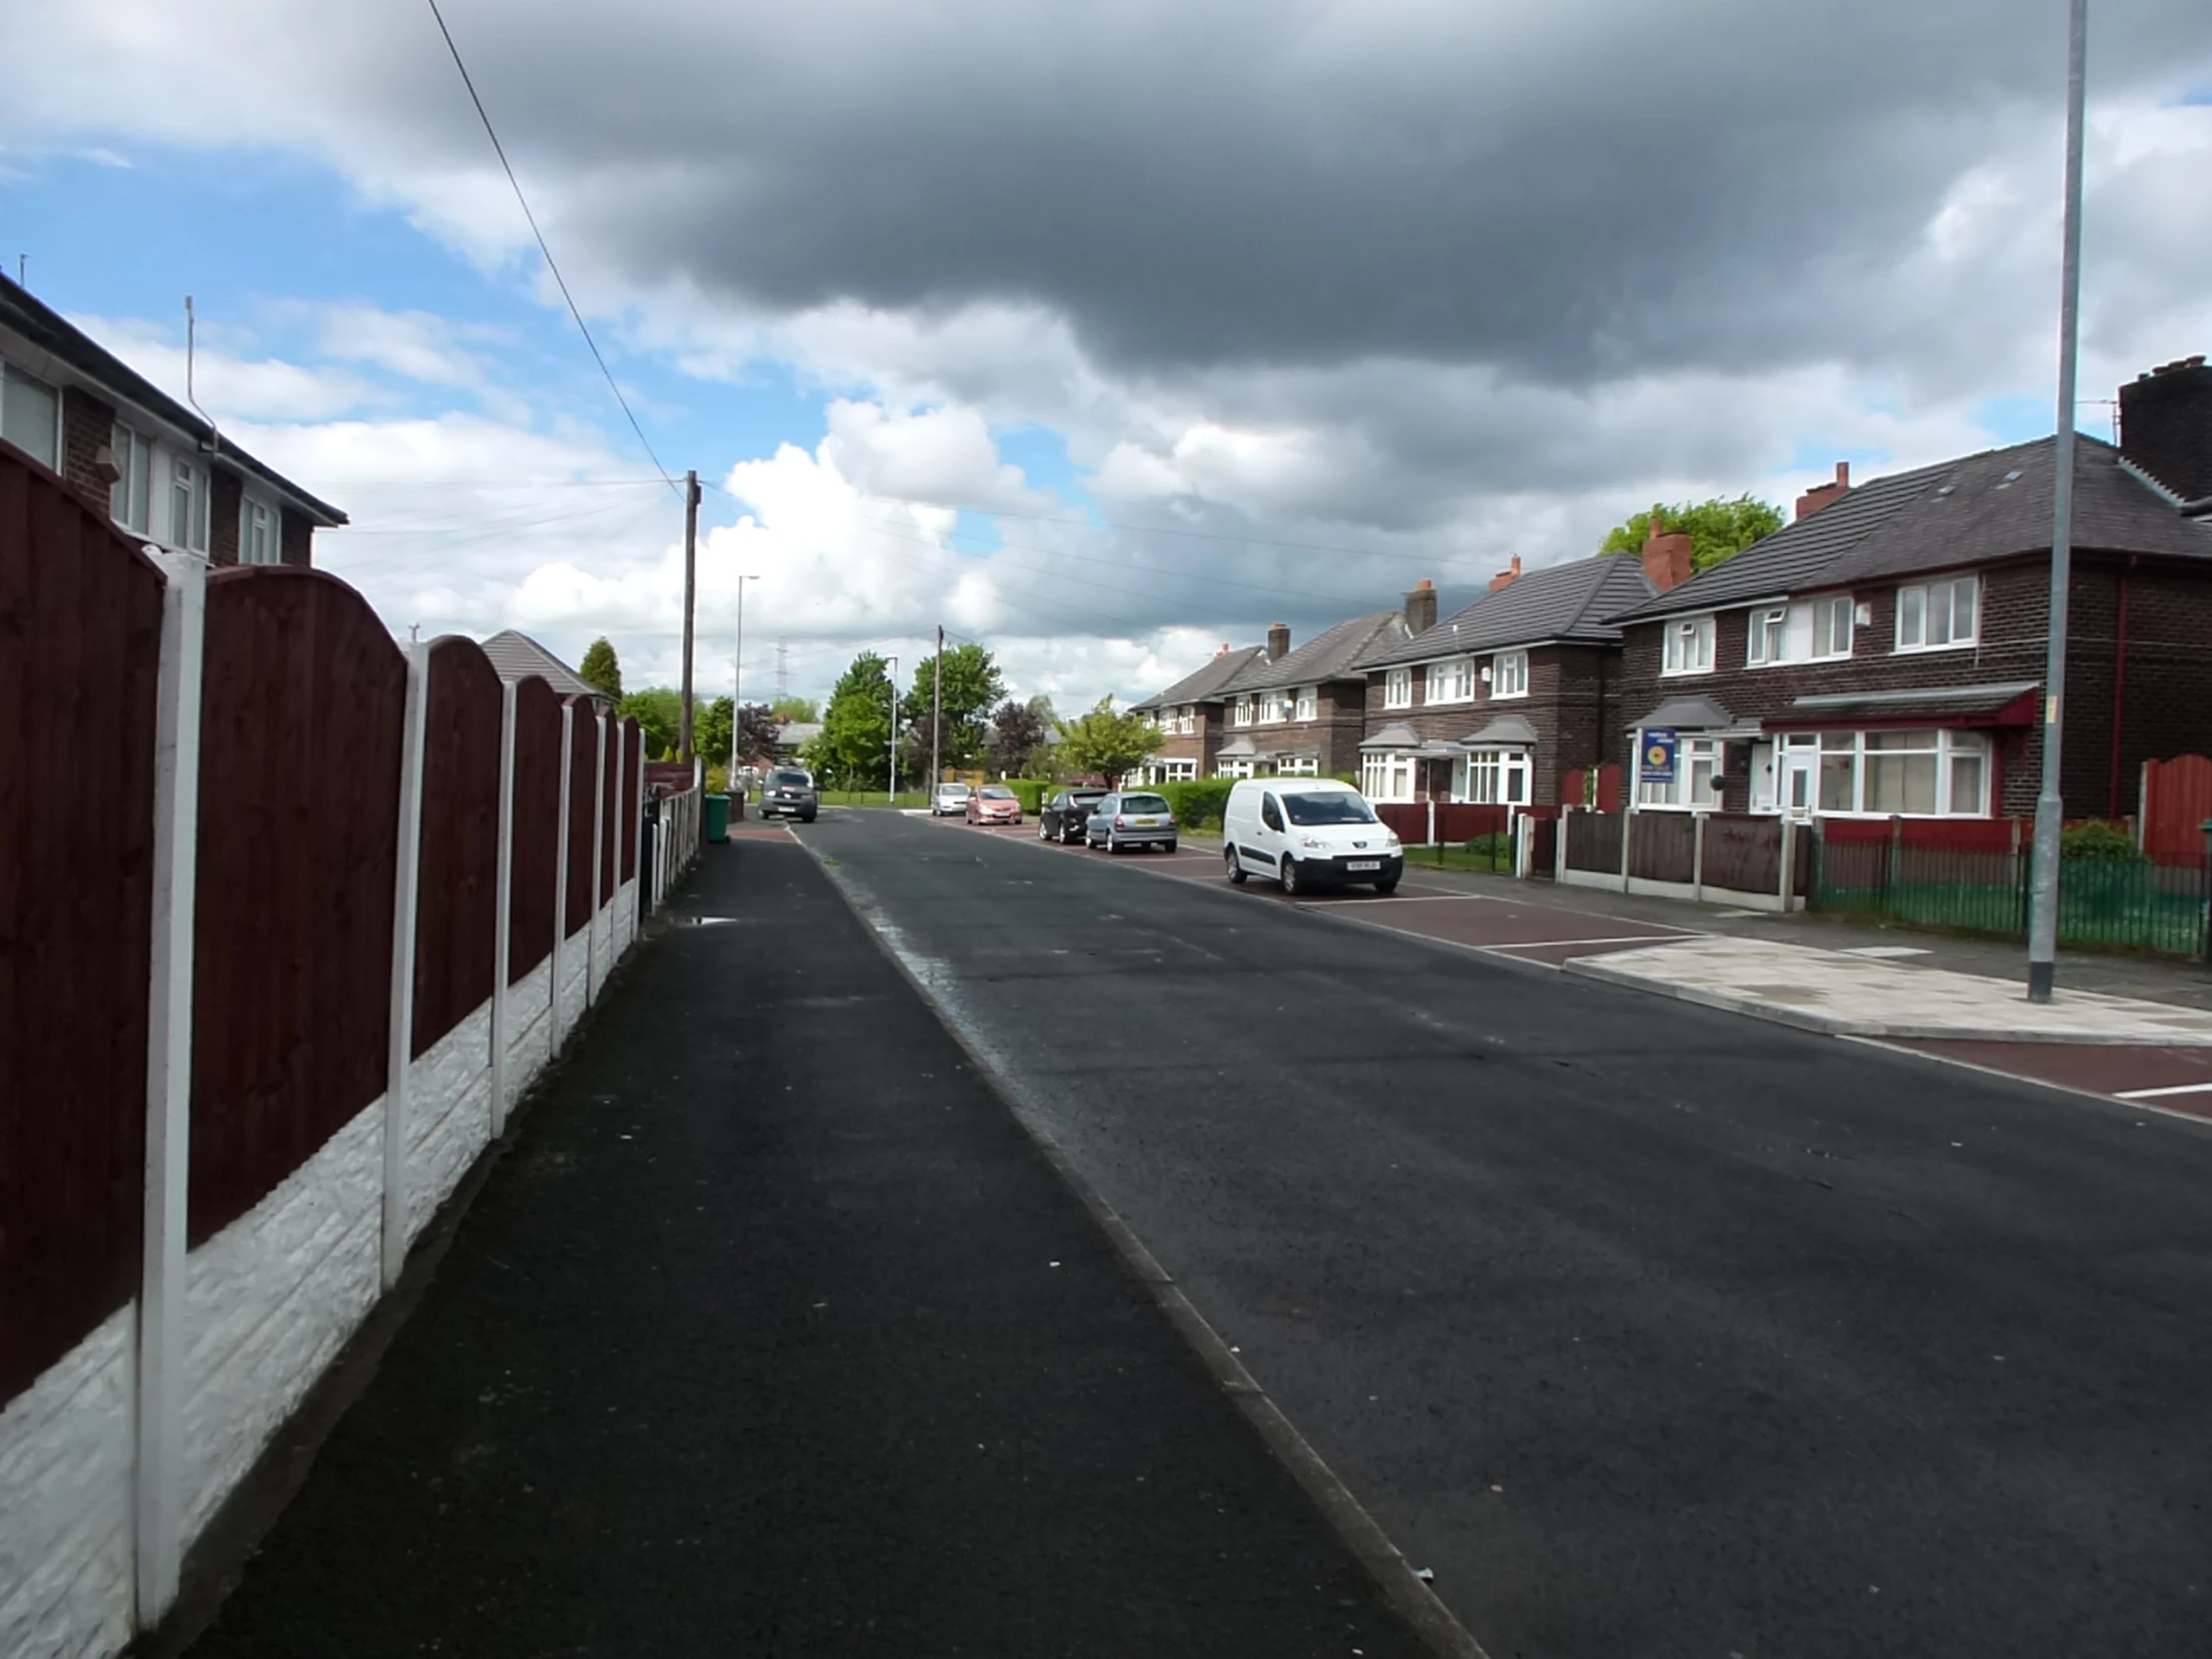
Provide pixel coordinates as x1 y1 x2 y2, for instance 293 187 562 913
1004 778 1049 813
1158 779 1236 830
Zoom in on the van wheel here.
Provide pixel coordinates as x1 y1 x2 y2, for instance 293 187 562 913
1226 847 1248 884
801 809 817 824
1374 875 1399 894
1280 856 1303 896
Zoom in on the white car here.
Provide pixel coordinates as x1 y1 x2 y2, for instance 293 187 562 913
1222 778 1402 895
930 782 972 817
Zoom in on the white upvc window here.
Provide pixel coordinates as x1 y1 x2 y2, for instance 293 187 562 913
110 422 153 533
1216 758 1254 780
1176 707 1195 736
1458 748 1532 806
1155 757 1197 782
1781 728 1989 816
1361 751 1416 803
1745 604 1791 667
1383 667 1412 710
1896 576 1979 651
164 451 209 553
1810 594 1854 660
1749 595 1858 666
1233 696 1254 728
1490 650 1528 699
0 360 61 468
1636 737 1724 810
1257 690 1288 725
241 497 279 565
1276 753 1320 777
1661 615 1716 676
1426 657 1476 704
1295 685 1318 721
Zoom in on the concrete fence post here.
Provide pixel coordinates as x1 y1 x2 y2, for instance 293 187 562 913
135 552 206 1628
1425 798 1435 848
587 712 607 1005
489 680 517 1138
1692 812 1707 903
1620 808 1635 894
552 703 574 1046
380 639 429 1290
1778 816 1797 914
632 738 646 946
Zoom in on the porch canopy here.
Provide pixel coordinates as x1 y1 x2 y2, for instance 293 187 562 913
1625 694 1763 741
1216 735 1260 759
1359 721 1461 758
1762 681 2040 732
1461 714 1538 749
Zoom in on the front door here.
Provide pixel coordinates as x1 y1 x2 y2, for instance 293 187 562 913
1779 744 1817 820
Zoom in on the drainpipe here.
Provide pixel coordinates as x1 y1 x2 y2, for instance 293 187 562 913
2108 557 2133 821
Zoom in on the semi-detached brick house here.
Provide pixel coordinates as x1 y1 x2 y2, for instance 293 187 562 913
1354 555 1656 807
1606 355 2212 823
1210 609 1411 780
1130 642 1268 783
0 272 345 563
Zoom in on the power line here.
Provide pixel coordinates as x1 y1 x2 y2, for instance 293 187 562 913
422 0 678 493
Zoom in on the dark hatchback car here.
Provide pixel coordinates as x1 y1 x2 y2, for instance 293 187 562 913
1038 787 1108 843
758 766 819 823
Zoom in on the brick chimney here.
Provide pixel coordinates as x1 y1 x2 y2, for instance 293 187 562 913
1795 460 1851 521
1640 508 1695 593
1488 555 1522 593
1403 579 1437 635
1267 621 1292 661
2120 354 2212 505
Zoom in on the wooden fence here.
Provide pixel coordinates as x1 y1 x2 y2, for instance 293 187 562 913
0 443 703 1659
1560 809 1809 909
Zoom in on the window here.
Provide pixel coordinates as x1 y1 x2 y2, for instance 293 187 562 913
1490 650 1527 699
1383 667 1412 710
1460 748 1532 806
1746 605 1789 667
1176 707 1195 736
1896 576 1978 651
241 498 278 566
1260 794 1285 831
1361 752 1416 802
1777 729 1989 816
110 423 152 532
1747 597 1854 666
1216 758 1254 779
0 362 60 468
166 453 209 553
1233 696 1254 728
1155 758 1197 782
1661 615 1716 676
1811 595 1854 660
1426 657 1476 704
1257 690 1289 725
1637 738 1723 810
1275 754 1320 777
1295 685 1317 721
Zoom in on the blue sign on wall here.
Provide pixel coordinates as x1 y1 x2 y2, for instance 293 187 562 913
1639 728 1678 785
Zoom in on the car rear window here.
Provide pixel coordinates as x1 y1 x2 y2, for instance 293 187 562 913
979 786 1015 799
1120 795 1170 814
1283 791 1378 826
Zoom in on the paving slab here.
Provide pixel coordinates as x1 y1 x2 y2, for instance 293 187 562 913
1564 933 2212 1044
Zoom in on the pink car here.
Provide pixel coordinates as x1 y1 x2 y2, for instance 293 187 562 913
965 785 1024 826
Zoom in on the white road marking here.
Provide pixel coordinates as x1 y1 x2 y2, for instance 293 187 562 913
1482 934 1688 952
1837 945 1934 959
2115 1080 2212 1101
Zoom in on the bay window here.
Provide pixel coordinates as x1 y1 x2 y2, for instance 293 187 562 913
1778 729 1989 816
1459 748 1531 806
1896 576 1978 651
1636 737 1723 810
1661 615 1716 676
1361 752 1416 803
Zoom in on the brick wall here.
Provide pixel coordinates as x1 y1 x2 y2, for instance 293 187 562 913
1234 681 1368 775
209 469 242 566
2062 559 2212 821
279 508 313 568
59 388 117 514
1359 645 1616 805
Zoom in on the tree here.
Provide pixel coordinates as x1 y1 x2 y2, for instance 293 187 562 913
988 699 1050 778
1601 495 1785 574
898 643 1006 778
818 652 897 789
1053 697 1164 789
695 697 734 774
579 637 623 700
770 696 821 724
736 703 783 769
617 687 682 759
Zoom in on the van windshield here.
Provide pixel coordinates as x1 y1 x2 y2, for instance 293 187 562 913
1283 791 1379 827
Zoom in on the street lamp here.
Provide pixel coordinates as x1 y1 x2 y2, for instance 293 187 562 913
885 655 899 806
730 573 760 789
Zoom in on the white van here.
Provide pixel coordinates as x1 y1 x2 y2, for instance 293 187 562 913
1222 778 1403 895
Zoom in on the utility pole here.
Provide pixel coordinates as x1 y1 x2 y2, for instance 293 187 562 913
776 637 790 703
731 573 760 788
2028 0 2089 1005
886 655 899 806
678 469 700 762
930 625 944 792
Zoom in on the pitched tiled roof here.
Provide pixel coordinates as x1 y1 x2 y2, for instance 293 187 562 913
1132 643 1268 710
480 630 606 703
1358 554 1654 668
1614 435 2212 622
1225 611 1406 692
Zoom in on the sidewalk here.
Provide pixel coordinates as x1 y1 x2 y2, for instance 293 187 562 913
179 840 1432 1659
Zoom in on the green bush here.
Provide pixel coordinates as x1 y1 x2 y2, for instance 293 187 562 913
705 764 731 797
1160 778 1237 830
2061 820 2146 861
1464 831 1512 860
1004 778 1048 814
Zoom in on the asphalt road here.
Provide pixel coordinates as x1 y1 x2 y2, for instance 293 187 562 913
811 809 2212 1659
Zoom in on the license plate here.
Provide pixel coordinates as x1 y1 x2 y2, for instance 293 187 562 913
1134 818 1161 827
1347 859 1381 871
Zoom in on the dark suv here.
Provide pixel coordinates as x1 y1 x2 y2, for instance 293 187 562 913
758 766 820 823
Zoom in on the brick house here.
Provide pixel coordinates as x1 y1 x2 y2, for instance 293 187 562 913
1130 643 1268 783
1354 557 1657 806
1606 356 2212 822
0 272 344 563
1210 610 1411 779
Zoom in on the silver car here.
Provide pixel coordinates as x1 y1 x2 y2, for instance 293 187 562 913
930 782 972 817
1085 791 1179 853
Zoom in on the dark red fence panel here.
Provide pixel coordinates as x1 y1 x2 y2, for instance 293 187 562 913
2142 756 2212 865
600 712 620 895
0 447 164 1405
621 717 642 879
1702 815 1782 894
1564 811 1625 873
1376 802 1427 842
509 677 561 983
1629 812 1696 882
191 569 405 1247
1898 818 2018 854
565 701 597 935
1435 804 1509 842
412 638 501 1057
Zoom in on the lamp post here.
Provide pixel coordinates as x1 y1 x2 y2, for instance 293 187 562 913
2027 0 2089 1004
730 573 760 789
885 655 899 806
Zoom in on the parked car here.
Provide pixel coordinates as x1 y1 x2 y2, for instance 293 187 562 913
930 782 972 817
1039 787 1109 843
758 766 819 824
1222 778 1400 893
965 784 1024 826
1085 791 1178 854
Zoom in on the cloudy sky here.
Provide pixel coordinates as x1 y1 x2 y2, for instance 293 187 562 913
5 0 2208 708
